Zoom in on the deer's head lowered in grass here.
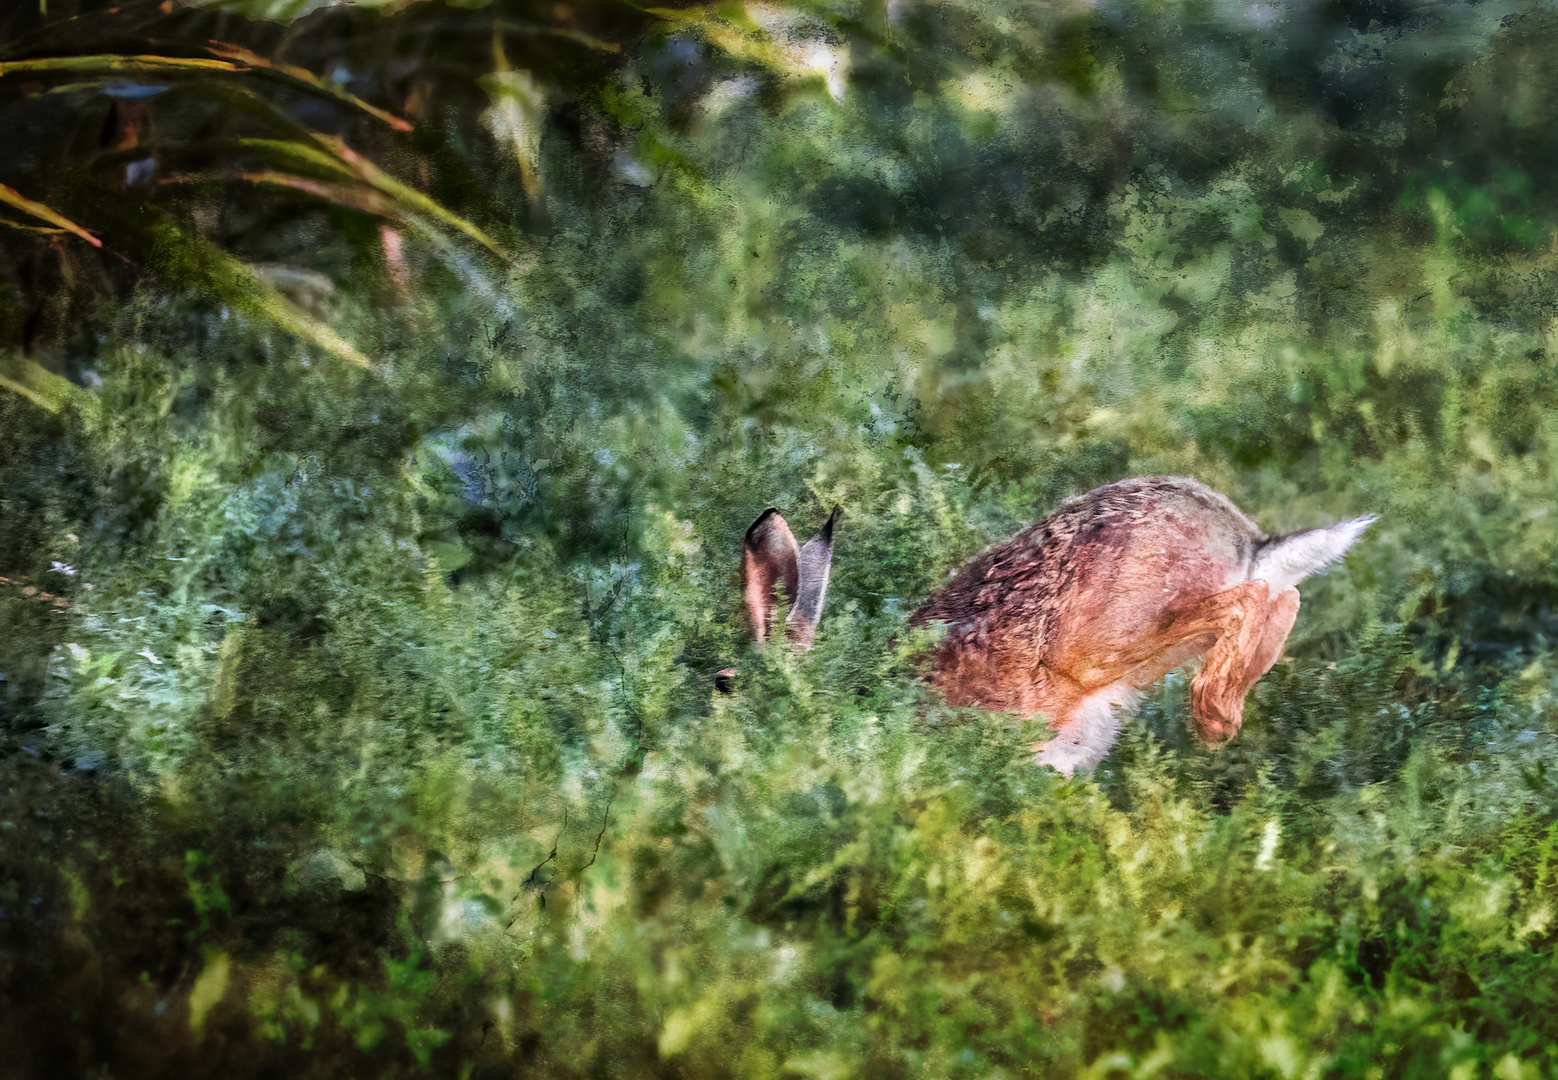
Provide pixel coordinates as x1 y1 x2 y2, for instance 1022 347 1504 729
738 476 1375 775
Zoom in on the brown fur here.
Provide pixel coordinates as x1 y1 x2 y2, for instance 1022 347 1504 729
911 478 1268 715
742 508 801 645
742 477 1369 773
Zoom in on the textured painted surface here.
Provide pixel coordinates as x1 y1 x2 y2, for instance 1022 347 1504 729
3 1 1558 1076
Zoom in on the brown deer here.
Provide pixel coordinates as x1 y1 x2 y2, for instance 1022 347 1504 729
738 476 1374 775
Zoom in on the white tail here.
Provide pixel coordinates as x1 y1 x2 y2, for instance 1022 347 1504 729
738 478 1373 776
1251 516 1377 595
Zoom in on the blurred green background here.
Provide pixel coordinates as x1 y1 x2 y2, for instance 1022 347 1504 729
3 0 1558 1075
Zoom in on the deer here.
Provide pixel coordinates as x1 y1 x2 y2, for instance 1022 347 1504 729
735 476 1375 775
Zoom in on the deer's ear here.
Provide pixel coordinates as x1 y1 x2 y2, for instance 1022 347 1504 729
743 509 800 644
788 505 839 649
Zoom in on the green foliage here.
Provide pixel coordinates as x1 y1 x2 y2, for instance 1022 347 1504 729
5 0 1558 1076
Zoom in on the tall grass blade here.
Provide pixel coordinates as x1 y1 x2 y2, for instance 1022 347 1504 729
0 183 102 247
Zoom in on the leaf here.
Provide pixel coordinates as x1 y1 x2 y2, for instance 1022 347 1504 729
0 354 97 414
233 136 512 260
228 172 395 218
231 137 361 181
318 135 513 261
492 17 622 55
0 183 101 247
0 54 246 78
130 205 375 370
646 7 782 69
201 41 415 132
0 48 414 133
188 951 231 1035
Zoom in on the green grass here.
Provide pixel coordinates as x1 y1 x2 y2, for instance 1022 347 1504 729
4 0 1558 1075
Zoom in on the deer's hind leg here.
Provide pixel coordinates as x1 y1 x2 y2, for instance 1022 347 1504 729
1033 581 1299 774
1086 579 1299 744
1189 584 1299 743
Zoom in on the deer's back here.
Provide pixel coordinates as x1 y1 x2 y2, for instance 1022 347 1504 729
910 476 1265 709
